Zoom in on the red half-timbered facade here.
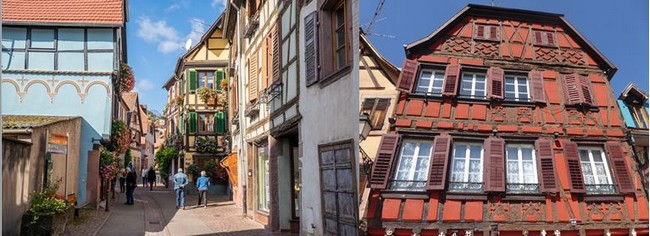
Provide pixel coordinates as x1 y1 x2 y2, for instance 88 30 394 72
363 5 649 236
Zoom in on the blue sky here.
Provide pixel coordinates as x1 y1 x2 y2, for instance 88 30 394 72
360 0 649 97
126 0 226 113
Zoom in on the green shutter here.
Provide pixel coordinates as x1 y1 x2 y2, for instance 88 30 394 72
189 112 197 134
215 70 224 91
215 112 225 134
189 69 197 92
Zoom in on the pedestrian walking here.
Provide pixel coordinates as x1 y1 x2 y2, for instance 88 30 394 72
196 171 210 208
147 167 156 191
142 168 147 187
173 168 188 210
118 169 126 193
125 167 137 205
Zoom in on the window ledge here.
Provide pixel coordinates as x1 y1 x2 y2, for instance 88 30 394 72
456 96 490 105
498 99 540 108
319 65 352 89
583 194 625 202
379 190 429 199
445 192 488 200
501 193 546 201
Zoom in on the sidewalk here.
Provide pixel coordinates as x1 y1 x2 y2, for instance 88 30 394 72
96 184 291 236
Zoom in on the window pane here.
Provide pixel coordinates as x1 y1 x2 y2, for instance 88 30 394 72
418 143 432 157
402 142 416 156
507 161 518 175
469 145 482 159
454 144 467 157
337 48 346 69
518 85 528 93
337 28 345 47
475 81 485 90
505 83 515 92
591 150 602 162
336 7 345 26
507 147 518 160
581 163 592 175
505 77 515 85
579 150 590 162
521 148 533 160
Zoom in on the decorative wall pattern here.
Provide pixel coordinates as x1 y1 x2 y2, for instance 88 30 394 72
2 75 111 103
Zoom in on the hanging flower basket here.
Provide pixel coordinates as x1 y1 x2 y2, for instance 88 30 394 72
197 87 219 104
120 63 135 92
174 96 184 107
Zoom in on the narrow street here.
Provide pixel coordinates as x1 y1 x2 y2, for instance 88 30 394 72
97 184 284 236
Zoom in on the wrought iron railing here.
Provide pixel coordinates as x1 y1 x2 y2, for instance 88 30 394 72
244 100 260 117
586 184 617 194
506 183 540 194
388 180 427 191
243 13 259 38
448 182 483 192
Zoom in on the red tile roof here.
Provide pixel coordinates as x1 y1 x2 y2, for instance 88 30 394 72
2 0 124 26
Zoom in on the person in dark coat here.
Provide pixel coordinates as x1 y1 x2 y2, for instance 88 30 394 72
125 167 137 205
118 169 126 193
147 167 156 191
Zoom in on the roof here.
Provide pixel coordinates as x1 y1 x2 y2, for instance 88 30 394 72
404 4 617 79
139 105 149 134
121 92 140 111
2 115 79 129
2 0 125 26
619 83 648 102
360 31 400 85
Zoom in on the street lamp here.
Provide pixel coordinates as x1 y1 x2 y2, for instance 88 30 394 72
359 113 371 142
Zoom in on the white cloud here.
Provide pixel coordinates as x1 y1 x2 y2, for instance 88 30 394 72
136 16 182 53
137 79 155 91
165 3 181 12
187 18 206 48
211 0 227 8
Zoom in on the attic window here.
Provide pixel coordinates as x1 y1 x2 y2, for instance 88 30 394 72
533 30 556 47
473 24 500 42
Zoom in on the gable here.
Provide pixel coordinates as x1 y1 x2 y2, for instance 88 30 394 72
405 5 616 79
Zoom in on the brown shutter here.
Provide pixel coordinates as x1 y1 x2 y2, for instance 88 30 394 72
487 67 504 99
261 37 269 90
563 141 586 193
475 24 485 40
304 12 318 85
604 142 635 193
489 26 498 41
534 31 543 45
564 73 582 105
442 64 461 96
545 32 555 46
483 137 505 192
318 9 333 78
271 23 281 83
370 134 400 189
426 135 451 190
535 138 558 193
529 70 546 103
578 74 594 106
249 56 258 101
396 59 418 93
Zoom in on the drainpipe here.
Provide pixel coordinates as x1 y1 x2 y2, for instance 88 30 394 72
3 128 34 134
230 0 247 215
626 130 648 198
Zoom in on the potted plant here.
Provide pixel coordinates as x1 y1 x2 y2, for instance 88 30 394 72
120 63 135 92
21 183 68 235
195 137 218 153
196 87 219 105
219 78 229 92
174 96 184 107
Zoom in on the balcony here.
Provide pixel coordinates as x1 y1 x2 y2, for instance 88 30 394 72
232 108 239 126
586 184 617 194
388 180 427 191
244 100 260 117
448 182 483 192
506 183 540 194
243 13 259 38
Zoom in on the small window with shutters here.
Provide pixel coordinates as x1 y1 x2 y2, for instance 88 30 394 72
360 98 391 130
473 24 500 42
390 140 432 191
318 0 352 83
415 68 445 96
505 144 539 193
459 71 488 99
533 30 557 47
449 142 484 192
578 146 616 194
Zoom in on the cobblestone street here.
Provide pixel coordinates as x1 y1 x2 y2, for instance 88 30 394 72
97 185 291 236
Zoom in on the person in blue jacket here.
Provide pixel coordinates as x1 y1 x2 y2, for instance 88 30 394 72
196 171 210 208
173 168 189 210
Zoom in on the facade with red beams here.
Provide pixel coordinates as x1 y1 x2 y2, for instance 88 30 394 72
361 4 649 236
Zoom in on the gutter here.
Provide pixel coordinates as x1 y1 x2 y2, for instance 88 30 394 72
3 128 34 134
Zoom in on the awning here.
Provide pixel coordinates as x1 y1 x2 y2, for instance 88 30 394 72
220 153 238 186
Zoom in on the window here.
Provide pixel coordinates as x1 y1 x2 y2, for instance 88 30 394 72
579 147 615 194
506 144 538 193
197 71 215 89
198 113 214 132
630 105 648 129
415 69 445 95
474 24 499 41
459 72 487 98
390 141 432 190
504 75 530 101
533 30 556 47
257 145 270 212
449 143 483 191
360 98 390 130
333 2 347 70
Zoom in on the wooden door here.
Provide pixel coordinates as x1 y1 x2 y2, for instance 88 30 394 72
319 141 358 236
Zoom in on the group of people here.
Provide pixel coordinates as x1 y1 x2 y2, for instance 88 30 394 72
172 168 211 210
114 166 158 205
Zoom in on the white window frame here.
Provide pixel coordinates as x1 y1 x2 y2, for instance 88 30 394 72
579 146 614 186
450 142 484 183
504 75 530 101
505 144 538 184
415 69 445 95
460 72 487 98
391 140 432 190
